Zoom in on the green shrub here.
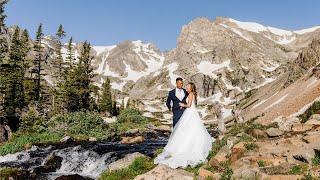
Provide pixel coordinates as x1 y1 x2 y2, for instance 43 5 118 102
0 132 62 156
19 105 46 133
47 112 109 139
290 165 302 174
302 172 314 180
244 143 258 151
257 160 266 167
185 163 204 175
220 162 233 180
154 148 163 156
238 134 254 143
207 137 227 160
312 150 320 166
99 156 155 180
117 108 147 124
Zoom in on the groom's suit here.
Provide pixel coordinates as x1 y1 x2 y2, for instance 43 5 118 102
166 88 189 128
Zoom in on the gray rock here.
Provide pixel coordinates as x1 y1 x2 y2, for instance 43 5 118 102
134 164 194 180
233 166 262 179
108 152 146 171
310 114 320 121
60 136 73 143
266 128 284 137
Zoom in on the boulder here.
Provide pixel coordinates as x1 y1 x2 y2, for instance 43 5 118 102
209 145 231 167
0 124 12 143
305 118 320 126
198 167 220 179
266 128 284 137
310 114 320 121
232 166 262 179
230 142 246 163
60 136 73 143
124 129 140 136
292 151 315 163
154 125 171 132
33 153 63 174
134 164 194 180
108 152 146 171
55 174 93 180
272 116 300 132
302 133 320 144
250 129 267 139
146 123 156 130
24 143 32 150
226 136 238 149
121 136 144 144
291 123 312 133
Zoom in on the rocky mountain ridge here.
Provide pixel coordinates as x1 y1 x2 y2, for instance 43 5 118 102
39 17 320 124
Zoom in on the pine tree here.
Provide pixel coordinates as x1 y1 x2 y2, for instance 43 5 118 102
64 41 95 112
54 24 66 77
111 98 118 116
0 0 8 66
0 0 8 29
0 0 9 121
21 29 31 68
20 29 34 103
98 77 113 114
0 0 8 64
32 23 44 101
2 27 26 128
65 37 74 69
76 41 94 111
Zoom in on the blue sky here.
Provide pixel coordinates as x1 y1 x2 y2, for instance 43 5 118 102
6 0 320 50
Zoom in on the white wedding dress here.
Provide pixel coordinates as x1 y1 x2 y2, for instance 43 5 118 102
154 96 214 168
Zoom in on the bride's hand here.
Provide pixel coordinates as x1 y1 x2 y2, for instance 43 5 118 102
179 102 185 107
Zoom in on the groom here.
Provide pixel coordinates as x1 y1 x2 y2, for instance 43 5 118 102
166 77 189 128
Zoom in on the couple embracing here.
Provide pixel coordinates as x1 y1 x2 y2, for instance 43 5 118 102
154 77 214 169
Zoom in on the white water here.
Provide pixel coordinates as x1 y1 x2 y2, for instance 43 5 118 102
52 146 113 179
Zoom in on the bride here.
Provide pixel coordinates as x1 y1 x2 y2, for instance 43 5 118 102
154 82 214 168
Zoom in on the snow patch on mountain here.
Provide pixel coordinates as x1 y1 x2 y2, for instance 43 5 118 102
92 45 117 55
165 62 179 86
229 18 292 36
220 24 251 41
294 26 320 34
197 60 231 78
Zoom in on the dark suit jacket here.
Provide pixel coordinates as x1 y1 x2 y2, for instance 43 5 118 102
166 88 189 112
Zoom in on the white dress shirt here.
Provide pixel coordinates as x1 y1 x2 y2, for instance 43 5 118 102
175 88 185 101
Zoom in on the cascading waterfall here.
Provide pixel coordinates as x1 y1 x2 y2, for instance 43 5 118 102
0 138 167 179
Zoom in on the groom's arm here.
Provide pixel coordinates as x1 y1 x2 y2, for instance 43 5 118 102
166 92 172 111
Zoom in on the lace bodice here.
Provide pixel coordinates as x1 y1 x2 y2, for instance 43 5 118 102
186 95 196 108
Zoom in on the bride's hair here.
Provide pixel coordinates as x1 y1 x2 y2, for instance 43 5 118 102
188 82 197 105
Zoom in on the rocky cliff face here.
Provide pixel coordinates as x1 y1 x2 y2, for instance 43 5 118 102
285 39 320 87
240 38 320 125
39 17 320 123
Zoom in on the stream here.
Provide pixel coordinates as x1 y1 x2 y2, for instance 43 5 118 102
0 134 168 179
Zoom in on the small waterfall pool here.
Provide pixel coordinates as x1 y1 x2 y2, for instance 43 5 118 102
0 136 167 179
